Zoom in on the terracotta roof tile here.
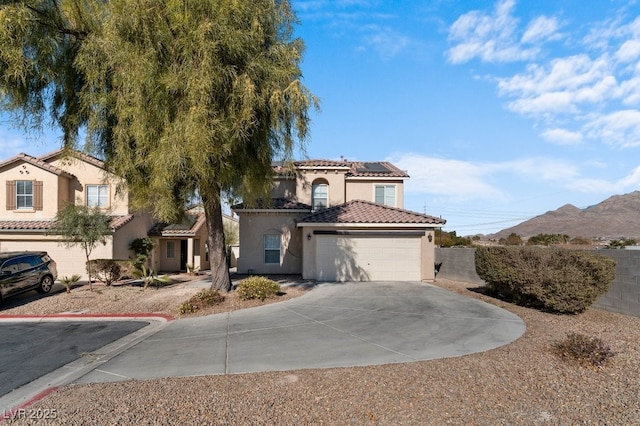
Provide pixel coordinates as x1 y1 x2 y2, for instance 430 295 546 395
0 153 74 177
38 149 106 169
233 198 312 211
272 159 408 178
148 214 205 237
0 215 134 232
298 200 445 225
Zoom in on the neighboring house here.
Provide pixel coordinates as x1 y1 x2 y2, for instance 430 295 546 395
148 206 239 273
232 159 445 282
0 150 155 279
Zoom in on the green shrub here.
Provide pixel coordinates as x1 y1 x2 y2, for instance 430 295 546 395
87 259 123 286
177 302 199 315
553 332 616 367
475 246 616 313
178 289 225 315
236 276 281 301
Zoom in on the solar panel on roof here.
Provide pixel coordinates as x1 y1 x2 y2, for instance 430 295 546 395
356 162 390 173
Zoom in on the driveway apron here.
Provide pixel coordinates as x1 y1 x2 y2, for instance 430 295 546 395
77 282 526 384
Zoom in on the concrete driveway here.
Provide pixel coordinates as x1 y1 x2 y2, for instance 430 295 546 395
77 281 525 384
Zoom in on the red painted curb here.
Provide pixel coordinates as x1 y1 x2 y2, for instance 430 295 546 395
0 313 175 321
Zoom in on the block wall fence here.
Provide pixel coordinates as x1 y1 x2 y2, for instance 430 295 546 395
435 247 640 318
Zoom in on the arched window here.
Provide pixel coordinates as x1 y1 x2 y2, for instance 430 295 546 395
312 179 329 210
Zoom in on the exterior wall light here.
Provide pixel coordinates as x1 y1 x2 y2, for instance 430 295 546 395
307 233 312 241
428 234 433 243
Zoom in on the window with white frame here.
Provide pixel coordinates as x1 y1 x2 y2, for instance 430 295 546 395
375 185 396 207
263 234 281 264
86 185 109 207
16 180 34 209
312 182 328 210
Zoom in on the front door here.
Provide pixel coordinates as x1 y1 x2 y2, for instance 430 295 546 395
180 239 188 271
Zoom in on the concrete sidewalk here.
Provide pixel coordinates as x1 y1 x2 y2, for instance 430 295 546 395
76 281 525 383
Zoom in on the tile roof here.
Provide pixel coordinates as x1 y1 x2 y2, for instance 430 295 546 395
148 214 206 237
272 159 408 178
38 149 106 169
347 161 409 178
0 215 134 232
232 198 312 211
0 152 74 177
297 200 445 225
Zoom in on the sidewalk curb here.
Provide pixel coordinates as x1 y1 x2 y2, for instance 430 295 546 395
0 314 174 416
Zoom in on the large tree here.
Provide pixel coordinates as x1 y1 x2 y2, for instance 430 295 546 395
0 0 317 291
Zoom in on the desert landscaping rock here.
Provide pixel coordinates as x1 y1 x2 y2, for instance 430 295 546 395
4 277 640 424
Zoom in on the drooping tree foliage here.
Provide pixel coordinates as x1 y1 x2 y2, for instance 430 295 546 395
48 202 112 290
0 0 318 291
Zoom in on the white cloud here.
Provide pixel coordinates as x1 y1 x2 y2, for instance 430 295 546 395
521 16 560 44
615 39 640 63
584 110 640 148
541 128 584 145
389 153 503 201
446 0 559 64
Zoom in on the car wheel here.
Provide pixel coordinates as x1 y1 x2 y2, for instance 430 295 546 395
37 275 54 294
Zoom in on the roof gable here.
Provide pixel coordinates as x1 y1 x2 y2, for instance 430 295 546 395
0 152 74 177
38 149 106 169
297 200 445 225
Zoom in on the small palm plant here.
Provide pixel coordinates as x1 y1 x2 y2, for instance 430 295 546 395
60 274 81 293
134 265 170 289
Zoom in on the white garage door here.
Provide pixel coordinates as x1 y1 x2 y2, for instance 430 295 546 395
0 241 113 280
315 236 421 282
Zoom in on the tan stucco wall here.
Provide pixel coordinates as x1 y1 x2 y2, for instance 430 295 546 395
237 212 303 274
345 180 405 208
272 178 296 199
48 157 129 214
421 231 436 281
0 162 63 219
111 214 156 261
295 170 347 206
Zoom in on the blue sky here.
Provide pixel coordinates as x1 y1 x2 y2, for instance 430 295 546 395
2 0 640 235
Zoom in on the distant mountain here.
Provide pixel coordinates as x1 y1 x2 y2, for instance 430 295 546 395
490 191 640 240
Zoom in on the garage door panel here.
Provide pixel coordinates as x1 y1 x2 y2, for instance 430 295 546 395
0 241 112 279
316 236 421 282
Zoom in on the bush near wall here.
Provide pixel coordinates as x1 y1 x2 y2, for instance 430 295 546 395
86 259 132 285
475 246 616 313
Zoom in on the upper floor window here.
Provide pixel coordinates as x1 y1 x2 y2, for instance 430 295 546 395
5 180 42 211
263 234 281 264
312 181 328 210
16 181 34 209
375 185 396 207
86 185 109 207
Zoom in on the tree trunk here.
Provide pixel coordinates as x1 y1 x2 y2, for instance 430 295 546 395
202 189 232 292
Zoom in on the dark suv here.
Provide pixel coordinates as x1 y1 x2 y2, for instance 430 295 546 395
0 252 58 304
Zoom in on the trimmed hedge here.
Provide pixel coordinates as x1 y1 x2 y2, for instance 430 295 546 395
236 276 281 301
475 246 616 313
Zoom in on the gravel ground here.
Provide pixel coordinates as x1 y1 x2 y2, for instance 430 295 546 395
4 278 640 425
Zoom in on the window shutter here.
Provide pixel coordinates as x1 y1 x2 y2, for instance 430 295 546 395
34 181 43 211
6 181 15 210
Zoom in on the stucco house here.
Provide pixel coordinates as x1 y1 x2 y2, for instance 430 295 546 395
147 206 238 273
232 159 445 282
0 150 154 279
0 149 236 279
